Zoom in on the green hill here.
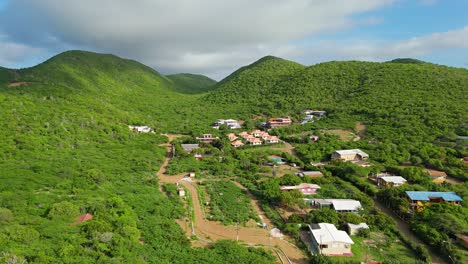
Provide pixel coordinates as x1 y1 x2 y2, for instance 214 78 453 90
205 56 305 115
0 51 275 263
387 58 426 64
166 73 217 94
1 50 467 263
203 57 468 175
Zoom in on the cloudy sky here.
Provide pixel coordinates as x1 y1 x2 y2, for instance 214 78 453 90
0 0 467 80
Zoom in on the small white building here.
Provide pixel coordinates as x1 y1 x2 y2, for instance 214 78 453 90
331 149 369 161
377 176 407 187
177 187 185 197
248 138 262 145
265 136 280 144
128 125 153 133
307 199 362 213
212 119 241 129
309 223 354 256
296 171 324 178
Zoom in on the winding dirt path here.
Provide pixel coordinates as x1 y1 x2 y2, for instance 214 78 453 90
373 199 446 264
157 135 308 264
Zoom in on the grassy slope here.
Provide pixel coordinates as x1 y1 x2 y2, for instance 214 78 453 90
0 51 275 263
166 73 217 94
205 56 306 116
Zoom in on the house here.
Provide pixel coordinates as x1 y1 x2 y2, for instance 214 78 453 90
252 130 262 137
181 144 199 153
196 134 219 144
73 213 94 225
307 199 362 213
194 153 203 160
308 223 353 256
347 223 369 236
331 149 369 161
406 191 463 211
248 138 262 145
260 132 270 140
231 140 244 148
267 117 292 128
280 183 321 195
212 119 241 129
177 187 185 197
128 125 153 133
265 136 280 144
377 176 407 187
227 133 238 142
296 171 324 178
423 169 447 184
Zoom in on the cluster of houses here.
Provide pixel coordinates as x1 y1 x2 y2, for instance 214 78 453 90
227 130 280 148
212 119 241 129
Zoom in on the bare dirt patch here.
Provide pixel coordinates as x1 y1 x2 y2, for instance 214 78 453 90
355 122 367 138
322 129 357 142
7 82 28 87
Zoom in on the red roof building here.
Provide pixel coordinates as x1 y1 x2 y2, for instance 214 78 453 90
73 213 94 225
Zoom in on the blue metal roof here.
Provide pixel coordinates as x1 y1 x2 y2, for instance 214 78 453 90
405 191 463 202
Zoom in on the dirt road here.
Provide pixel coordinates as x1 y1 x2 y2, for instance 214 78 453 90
157 135 308 264
373 199 446 264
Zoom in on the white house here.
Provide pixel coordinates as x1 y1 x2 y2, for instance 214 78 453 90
307 199 362 213
265 136 280 144
128 125 153 133
213 119 241 129
331 149 369 161
377 176 407 187
309 223 354 256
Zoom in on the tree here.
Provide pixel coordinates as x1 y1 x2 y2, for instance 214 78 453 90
306 208 339 225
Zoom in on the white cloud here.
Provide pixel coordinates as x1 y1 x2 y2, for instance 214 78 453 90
293 26 468 64
0 0 394 78
0 36 44 68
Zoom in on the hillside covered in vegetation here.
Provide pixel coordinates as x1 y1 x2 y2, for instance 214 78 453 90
0 50 467 263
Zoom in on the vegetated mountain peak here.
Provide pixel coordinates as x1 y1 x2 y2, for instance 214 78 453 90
166 73 217 94
32 50 166 77
215 55 305 86
387 58 426 64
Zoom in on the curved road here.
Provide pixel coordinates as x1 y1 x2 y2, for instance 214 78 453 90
157 138 308 264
